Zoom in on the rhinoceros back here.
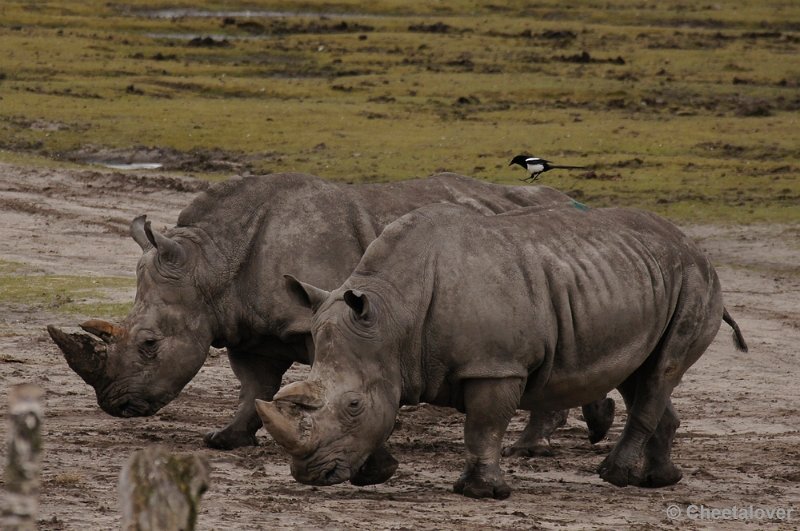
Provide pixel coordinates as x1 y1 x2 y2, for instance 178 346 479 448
351 204 721 409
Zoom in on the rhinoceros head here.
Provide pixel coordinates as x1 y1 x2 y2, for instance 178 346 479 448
47 215 216 417
255 275 402 486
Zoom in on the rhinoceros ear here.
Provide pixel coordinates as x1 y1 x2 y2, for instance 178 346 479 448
130 215 153 252
144 220 185 266
343 289 370 319
284 275 330 312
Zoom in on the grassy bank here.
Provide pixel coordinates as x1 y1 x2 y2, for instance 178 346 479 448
0 260 134 318
0 0 798 222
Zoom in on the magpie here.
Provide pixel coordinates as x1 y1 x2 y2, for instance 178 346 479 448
509 154 587 182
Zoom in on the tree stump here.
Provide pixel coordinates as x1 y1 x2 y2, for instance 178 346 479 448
119 447 210 531
1 383 45 531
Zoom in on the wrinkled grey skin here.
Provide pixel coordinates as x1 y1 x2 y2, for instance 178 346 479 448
47 172 600 466
259 203 748 498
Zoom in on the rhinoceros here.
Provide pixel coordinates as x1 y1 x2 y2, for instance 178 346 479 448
256 202 747 498
46 172 609 473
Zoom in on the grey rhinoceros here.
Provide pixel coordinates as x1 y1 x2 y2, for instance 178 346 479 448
46 172 608 473
257 202 747 499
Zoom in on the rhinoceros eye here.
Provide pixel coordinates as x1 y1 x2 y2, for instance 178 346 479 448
343 393 364 416
139 339 158 360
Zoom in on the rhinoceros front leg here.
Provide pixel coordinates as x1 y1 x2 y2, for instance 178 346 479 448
204 350 293 450
454 377 523 500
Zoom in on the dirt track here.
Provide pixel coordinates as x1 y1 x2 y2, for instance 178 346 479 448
1 163 798 530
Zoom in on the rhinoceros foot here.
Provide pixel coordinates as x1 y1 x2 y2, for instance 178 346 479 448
453 463 511 500
598 448 682 488
501 438 555 458
597 450 648 487
642 462 682 488
585 397 616 444
350 445 399 486
597 458 643 487
203 429 258 450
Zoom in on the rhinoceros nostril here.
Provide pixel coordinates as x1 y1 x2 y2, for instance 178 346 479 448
324 464 339 482
118 401 135 417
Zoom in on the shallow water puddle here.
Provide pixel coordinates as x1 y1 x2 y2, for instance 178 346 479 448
96 162 163 170
141 9 391 19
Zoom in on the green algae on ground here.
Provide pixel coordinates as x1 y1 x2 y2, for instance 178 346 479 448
0 261 134 318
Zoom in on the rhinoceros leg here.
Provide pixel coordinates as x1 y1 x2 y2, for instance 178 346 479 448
640 400 682 487
205 350 293 450
597 356 694 487
582 396 616 444
598 373 669 487
454 377 523 500
502 409 567 458
599 373 679 487
503 397 615 457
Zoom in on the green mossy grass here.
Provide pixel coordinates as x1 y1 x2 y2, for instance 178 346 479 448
0 261 134 318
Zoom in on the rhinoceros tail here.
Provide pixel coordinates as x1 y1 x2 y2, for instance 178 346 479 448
722 307 748 353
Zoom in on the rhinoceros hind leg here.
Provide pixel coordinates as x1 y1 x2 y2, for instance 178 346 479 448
350 445 399 486
597 376 659 487
600 400 682 488
502 409 567 458
640 401 682 488
583 397 616 444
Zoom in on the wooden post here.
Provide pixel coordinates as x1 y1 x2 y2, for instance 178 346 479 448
119 446 210 531
1 383 45 531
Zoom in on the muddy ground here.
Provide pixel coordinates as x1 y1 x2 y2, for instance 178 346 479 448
0 163 798 530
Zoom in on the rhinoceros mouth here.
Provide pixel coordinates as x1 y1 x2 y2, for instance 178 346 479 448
109 397 151 417
293 458 352 486
100 393 162 417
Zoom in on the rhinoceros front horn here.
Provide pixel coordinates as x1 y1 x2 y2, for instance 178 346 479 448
46 324 111 388
255 391 318 457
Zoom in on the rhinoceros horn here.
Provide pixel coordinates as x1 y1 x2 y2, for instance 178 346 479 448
130 215 153 252
256 381 323 457
144 220 185 265
131 215 185 265
47 323 111 388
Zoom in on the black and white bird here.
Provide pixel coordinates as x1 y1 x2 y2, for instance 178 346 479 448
509 154 587 182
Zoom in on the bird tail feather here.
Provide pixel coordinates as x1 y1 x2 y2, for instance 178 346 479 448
549 165 587 170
